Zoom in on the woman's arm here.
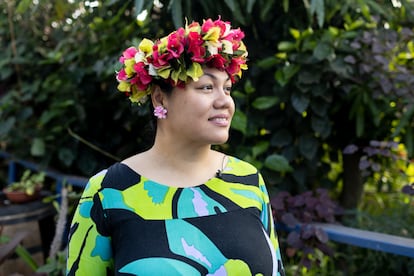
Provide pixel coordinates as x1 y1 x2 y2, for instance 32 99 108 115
258 173 286 276
66 171 113 275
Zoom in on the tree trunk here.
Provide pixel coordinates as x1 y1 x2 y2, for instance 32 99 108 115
339 152 364 209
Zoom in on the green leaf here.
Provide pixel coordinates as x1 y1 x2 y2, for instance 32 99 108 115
168 0 183 28
252 141 269 158
224 0 236 10
246 0 256 13
278 41 296 51
16 0 31 14
289 28 301 40
292 167 307 187
270 129 292 147
257 56 278 69
291 92 310 113
330 58 350 77
0 117 15 137
299 135 318 160
310 0 325 28
31 138 45 157
393 104 414 136
298 71 320 84
264 154 293 173
224 0 246 25
231 110 247 134
134 0 145 16
311 116 331 138
252 96 279 110
313 42 333 60
244 79 256 94
15 245 38 270
260 0 276 20
275 64 300 86
283 0 289 12
405 127 413 158
58 148 76 167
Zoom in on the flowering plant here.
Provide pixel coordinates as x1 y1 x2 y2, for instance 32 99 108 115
116 18 248 103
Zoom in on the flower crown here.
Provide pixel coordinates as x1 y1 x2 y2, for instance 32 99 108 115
116 18 248 103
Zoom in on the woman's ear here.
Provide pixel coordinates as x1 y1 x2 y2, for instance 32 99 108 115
151 85 166 108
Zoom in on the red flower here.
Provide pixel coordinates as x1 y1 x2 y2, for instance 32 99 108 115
201 18 215 33
152 43 171 68
167 28 185 58
131 62 152 90
213 18 229 36
187 31 205 63
119 47 137 63
226 57 243 76
207 54 227 71
117 69 127 81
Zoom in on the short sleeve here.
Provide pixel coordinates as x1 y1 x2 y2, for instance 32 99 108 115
66 170 114 275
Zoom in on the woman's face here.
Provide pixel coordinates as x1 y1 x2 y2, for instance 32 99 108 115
162 67 235 146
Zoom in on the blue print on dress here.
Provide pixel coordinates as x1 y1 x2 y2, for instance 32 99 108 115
177 188 226 217
165 219 227 272
79 201 93 218
101 188 133 211
91 236 112 261
143 180 170 204
119 257 201 276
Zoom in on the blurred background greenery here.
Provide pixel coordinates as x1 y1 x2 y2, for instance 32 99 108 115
1 0 414 274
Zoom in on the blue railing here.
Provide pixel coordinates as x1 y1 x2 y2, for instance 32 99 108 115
1 150 413 258
0 151 87 192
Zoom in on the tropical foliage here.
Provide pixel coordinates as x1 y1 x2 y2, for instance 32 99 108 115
2 0 414 274
2 1 412 205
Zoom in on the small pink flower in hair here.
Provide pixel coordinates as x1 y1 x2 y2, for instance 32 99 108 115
154 105 167 119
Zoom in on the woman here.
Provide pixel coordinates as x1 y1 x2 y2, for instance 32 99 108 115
67 17 285 276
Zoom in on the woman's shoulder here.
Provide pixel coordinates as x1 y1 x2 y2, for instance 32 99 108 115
216 155 263 187
225 155 260 175
87 162 141 191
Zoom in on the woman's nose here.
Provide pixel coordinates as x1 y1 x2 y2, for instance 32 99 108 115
214 88 233 108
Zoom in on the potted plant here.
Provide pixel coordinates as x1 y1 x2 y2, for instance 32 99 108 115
3 170 45 203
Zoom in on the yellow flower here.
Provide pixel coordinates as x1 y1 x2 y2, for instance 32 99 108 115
239 41 248 57
203 26 221 42
117 81 130 92
187 62 203 81
171 66 187 83
185 23 201 34
157 66 172 79
124 59 136 76
130 90 149 103
139 38 154 55
221 40 233 55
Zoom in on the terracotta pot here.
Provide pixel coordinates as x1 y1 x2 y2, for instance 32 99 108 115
2 188 41 204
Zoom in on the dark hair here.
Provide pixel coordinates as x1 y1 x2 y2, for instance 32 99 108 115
147 80 174 141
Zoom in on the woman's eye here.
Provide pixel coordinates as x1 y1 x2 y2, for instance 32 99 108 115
198 85 213 91
224 86 232 94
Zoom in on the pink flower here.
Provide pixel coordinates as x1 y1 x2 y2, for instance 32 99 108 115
201 18 215 33
116 69 127 81
152 43 172 68
226 57 244 76
119 47 138 63
130 62 152 90
154 106 167 119
187 31 205 62
207 54 227 70
167 28 185 58
213 18 229 36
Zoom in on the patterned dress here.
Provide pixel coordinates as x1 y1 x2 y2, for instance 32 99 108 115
66 156 285 275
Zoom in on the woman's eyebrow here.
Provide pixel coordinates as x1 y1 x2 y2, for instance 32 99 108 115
202 72 230 82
